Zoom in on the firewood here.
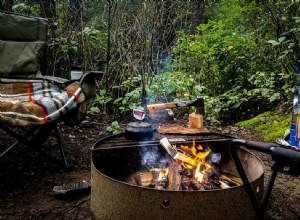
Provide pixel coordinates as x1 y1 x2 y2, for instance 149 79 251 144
167 163 181 191
189 112 203 129
149 168 163 172
180 176 191 190
160 137 177 157
125 171 153 187
155 184 165 190
220 173 242 185
150 170 161 185
180 169 193 177
177 148 195 159
135 171 153 186
219 180 230 189
190 179 205 191
219 174 242 186
155 176 168 190
174 152 197 166
125 173 138 185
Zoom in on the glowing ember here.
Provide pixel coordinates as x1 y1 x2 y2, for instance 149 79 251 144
158 168 169 181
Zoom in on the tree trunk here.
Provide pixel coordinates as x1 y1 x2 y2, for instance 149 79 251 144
40 0 56 19
189 0 205 34
0 0 13 12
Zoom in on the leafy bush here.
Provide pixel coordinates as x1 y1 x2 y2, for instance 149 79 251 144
106 121 122 135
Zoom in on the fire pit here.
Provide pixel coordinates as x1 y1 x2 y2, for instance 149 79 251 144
91 132 264 219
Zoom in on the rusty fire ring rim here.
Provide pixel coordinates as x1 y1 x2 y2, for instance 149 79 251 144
91 142 265 192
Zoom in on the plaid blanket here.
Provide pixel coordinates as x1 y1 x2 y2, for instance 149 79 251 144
0 78 85 126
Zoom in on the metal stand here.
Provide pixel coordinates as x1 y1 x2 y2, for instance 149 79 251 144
0 123 68 167
229 139 300 220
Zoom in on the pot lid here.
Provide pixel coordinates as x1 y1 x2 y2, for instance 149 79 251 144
127 122 152 129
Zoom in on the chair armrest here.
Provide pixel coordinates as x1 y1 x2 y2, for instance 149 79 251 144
79 71 103 85
79 71 103 99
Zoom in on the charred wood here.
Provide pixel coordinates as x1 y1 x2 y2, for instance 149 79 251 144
167 164 181 191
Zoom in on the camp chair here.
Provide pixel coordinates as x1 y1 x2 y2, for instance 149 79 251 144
0 11 102 166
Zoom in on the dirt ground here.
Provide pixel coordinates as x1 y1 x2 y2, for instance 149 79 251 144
0 112 300 220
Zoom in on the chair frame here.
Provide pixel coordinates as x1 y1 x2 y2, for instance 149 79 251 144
0 11 102 167
0 118 68 166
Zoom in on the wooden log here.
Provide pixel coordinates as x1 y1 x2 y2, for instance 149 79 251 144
125 171 153 187
220 174 242 186
219 180 230 189
190 179 205 191
155 176 168 190
167 163 182 191
174 152 197 166
160 137 177 157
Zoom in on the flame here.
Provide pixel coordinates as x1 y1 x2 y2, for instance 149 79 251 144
195 163 204 182
178 141 209 165
176 139 212 183
158 167 169 181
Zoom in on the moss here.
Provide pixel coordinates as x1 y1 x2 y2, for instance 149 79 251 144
235 112 291 142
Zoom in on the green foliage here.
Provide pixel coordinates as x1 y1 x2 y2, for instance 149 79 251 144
113 88 143 113
87 89 113 114
236 112 291 142
106 121 122 135
82 26 107 70
10 0 299 124
174 4 267 95
12 2 40 16
170 0 293 123
112 76 144 113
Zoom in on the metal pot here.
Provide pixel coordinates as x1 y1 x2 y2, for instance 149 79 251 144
125 122 154 141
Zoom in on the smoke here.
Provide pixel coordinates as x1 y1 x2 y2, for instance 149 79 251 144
139 145 171 169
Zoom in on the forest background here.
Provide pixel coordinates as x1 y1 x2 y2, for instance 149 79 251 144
1 0 299 140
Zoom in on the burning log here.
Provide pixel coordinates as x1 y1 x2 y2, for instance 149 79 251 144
155 169 168 190
160 137 177 157
167 163 181 191
181 176 191 190
190 179 205 191
174 152 197 167
125 138 243 191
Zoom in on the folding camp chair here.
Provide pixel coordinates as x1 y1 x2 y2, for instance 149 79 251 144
0 11 102 166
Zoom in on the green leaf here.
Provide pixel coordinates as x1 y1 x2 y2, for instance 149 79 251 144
111 121 119 127
89 107 100 113
60 45 69 53
278 37 286 43
269 93 280 102
267 40 280 46
99 90 106 96
69 46 77 55
113 97 123 104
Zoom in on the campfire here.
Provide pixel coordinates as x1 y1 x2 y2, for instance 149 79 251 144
91 133 264 219
125 138 242 191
